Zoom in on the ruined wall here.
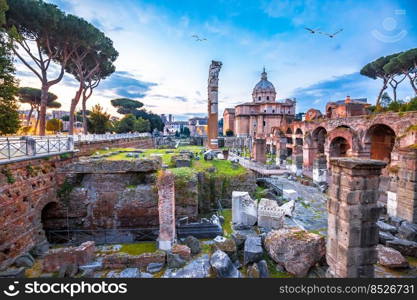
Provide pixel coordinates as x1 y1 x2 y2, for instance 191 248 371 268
0 154 75 270
0 137 154 270
76 137 154 157
198 171 257 213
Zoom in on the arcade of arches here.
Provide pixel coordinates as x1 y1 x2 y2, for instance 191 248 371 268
263 111 417 223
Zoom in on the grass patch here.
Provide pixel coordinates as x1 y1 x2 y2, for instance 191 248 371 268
254 186 267 200
119 242 157 255
263 255 293 278
219 209 232 238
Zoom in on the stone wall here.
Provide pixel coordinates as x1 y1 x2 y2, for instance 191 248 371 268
0 153 75 270
198 171 257 213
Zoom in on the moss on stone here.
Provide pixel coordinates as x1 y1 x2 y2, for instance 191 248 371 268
119 242 157 255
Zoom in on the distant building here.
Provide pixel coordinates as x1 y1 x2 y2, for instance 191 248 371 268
223 68 296 138
188 117 208 137
325 96 370 119
52 110 70 120
164 120 188 135
223 108 235 135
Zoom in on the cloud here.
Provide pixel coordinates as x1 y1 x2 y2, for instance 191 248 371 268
98 71 157 99
291 72 376 112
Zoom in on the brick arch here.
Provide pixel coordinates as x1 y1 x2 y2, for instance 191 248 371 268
326 126 360 155
363 123 396 163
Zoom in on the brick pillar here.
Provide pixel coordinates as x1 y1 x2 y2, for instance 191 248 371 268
327 158 386 278
396 148 417 223
252 139 266 164
276 137 287 167
313 155 327 184
157 170 176 251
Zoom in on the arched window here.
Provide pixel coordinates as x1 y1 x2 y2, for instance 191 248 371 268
258 96 261 101
267 96 270 101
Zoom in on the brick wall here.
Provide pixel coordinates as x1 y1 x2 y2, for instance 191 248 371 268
0 154 74 270
0 137 154 270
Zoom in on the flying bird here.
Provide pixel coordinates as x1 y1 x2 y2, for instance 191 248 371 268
304 27 320 34
322 29 344 38
191 34 207 42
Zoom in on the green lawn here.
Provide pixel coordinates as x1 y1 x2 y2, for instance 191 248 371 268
101 146 248 177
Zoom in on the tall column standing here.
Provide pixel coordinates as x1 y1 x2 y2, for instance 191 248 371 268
207 61 222 149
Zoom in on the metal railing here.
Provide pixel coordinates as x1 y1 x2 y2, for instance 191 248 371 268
0 133 152 161
0 136 74 161
73 132 151 143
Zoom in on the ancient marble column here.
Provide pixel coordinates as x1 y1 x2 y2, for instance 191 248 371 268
252 138 266 164
313 154 327 184
327 158 386 278
207 61 222 149
157 170 176 251
395 148 417 223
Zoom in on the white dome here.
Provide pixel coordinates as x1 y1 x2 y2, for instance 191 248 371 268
252 68 276 102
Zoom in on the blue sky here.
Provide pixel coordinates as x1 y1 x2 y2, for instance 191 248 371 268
17 0 417 120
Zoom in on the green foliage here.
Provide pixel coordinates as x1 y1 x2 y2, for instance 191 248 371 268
46 118 63 133
57 179 74 204
115 114 150 133
0 6 19 135
111 97 164 132
18 87 59 107
88 104 111 134
1 167 15 184
111 98 144 114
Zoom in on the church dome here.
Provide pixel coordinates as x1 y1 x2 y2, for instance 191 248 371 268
252 68 277 102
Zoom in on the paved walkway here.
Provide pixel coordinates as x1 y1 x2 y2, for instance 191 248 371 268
229 153 287 176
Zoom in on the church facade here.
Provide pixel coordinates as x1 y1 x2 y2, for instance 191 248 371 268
223 69 296 139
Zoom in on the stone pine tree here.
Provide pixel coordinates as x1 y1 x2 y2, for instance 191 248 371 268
5 0 85 135
64 15 118 135
111 98 164 132
395 49 417 95
80 56 116 134
360 54 399 107
17 87 59 127
0 0 19 135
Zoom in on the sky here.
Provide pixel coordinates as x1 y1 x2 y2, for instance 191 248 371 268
15 0 417 120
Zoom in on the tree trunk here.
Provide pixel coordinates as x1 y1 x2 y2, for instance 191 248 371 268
393 87 397 103
408 74 417 95
34 109 40 135
69 85 83 135
39 84 50 136
82 97 88 134
376 81 388 107
26 106 34 126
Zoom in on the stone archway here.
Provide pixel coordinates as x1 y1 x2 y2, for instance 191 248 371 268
312 127 327 154
365 124 396 163
41 201 62 243
330 137 350 158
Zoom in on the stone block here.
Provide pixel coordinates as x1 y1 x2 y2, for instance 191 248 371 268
283 189 297 201
243 237 263 265
42 241 95 273
257 199 285 230
232 191 257 226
